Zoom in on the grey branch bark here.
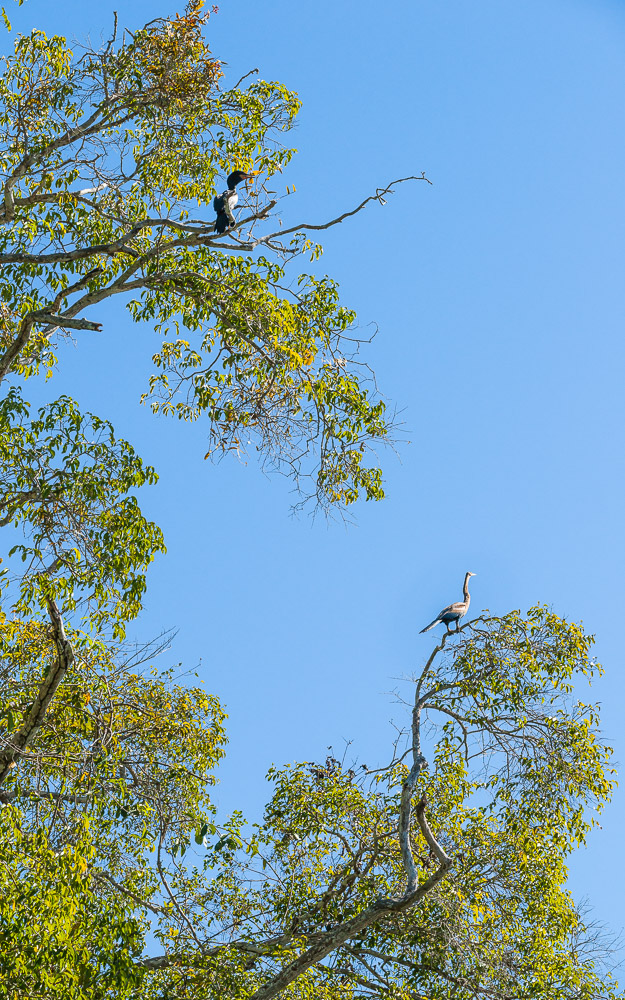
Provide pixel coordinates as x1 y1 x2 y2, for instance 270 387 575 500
0 598 75 786
34 314 103 333
0 314 36 381
249 863 451 1000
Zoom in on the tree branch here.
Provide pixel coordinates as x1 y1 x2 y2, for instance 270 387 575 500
240 175 432 250
35 314 103 333
345 946 512 1000
94 871 166 916
249 860 451 1000
415 794 452 867
0 598 74 786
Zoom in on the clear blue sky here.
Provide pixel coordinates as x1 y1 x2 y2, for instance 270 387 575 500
6 0 625 943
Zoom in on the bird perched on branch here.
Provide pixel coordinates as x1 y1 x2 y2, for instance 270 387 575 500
420 572 476 633
213 170 259 234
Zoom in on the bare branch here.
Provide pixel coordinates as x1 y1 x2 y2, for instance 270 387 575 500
240 175 432 251
415 794 452 866
35 314 103 333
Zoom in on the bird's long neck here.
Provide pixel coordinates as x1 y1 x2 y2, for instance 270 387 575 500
463 573 471 603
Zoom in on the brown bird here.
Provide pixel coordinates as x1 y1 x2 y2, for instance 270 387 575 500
420 572 476 633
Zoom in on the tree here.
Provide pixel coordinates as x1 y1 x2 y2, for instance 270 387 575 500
0 0 429 513
0 606 618 998
0 4 619 998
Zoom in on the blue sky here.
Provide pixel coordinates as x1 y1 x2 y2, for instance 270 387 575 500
5 0 625 945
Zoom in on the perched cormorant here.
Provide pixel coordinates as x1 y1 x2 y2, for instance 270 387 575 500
420 572 476 633
213 170 258 234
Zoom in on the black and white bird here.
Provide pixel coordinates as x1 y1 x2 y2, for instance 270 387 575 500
420 572 476 633
213 170 258 234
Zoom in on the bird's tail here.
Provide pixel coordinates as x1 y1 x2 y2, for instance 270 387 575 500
215 213 229 234
419 619 440 633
